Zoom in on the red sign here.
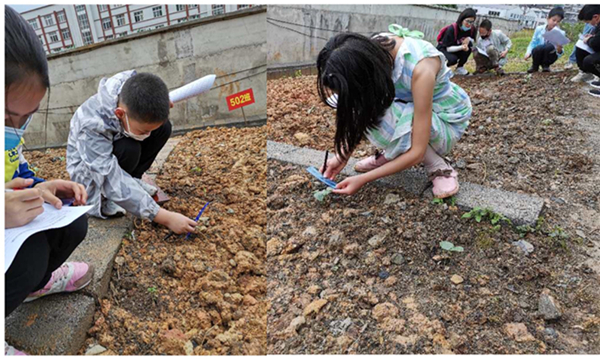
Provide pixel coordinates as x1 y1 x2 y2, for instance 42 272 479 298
226 88 255 111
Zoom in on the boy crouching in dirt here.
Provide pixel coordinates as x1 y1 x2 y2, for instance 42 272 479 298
66 70 197 234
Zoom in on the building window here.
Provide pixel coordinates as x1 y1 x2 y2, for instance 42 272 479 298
102 18 112 30
190 15 200 20
57 11 66 23
212 5 225 15
189 5 198 9
48 31 59 43
152 6 163 18
176 5 186 12
38 35 44 45
177 19 187 23
75 5 86 12
155 24 164 29
44 14 55 26
61 29 71 40
116 14 125 26
105 35 113 40
77 13 90 29
237 5 251 10
134 11 144 22
28 19 39 29
82 31 93 45
98 5 108 11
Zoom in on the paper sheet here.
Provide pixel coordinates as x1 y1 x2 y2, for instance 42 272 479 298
169 74 216 103
576 34 595 54
543 28 570 46
4 203 91 272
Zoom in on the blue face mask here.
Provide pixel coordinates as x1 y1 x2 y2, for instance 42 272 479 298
461 25 471 32
5 115 33 150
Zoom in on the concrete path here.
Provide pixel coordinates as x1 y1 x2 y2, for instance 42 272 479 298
5 136 182 355
267 141 545 226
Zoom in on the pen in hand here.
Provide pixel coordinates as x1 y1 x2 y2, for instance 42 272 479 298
185 201 210 240
321 150 329 175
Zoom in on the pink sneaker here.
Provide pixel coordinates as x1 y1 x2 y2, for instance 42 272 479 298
354 151 390 172
5 342 27 356
24 262 94 303
429 169 459 198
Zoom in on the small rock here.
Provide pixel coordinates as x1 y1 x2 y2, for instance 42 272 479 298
432 255 443 262
286 316 306 335
391 254 406 265
575 230 586 239
508 157 520 164
550 197 566 205
303 226 317 237
113 256 125 266
504 323 535 342
513 240 534 255
379 271 390 279
304 299 328 316
85 345 107 355
293 132 311 145
161 258 177 276
361 211 373 217
384 194 401 205
450 275 464 285
372 302 399 322
538 289 562 321
456 159 466 169
227 208 235 214
343 243 359 256
328 230 344 247
543 327 558 342
184 340 194 355
368 233 387 248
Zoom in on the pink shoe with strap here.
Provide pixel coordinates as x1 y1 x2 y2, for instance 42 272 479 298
429 169 460 199
5 342 27 356
24 262 94 303
354 151 390 173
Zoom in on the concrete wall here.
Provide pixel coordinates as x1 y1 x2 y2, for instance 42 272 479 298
267 5 520 68
26 6 267 148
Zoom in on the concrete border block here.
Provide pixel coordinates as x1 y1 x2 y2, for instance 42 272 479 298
267 141 545 225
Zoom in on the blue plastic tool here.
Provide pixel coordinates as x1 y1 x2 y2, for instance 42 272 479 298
306 166 338 189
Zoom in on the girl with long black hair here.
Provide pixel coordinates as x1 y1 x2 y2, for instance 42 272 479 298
317 25 472 198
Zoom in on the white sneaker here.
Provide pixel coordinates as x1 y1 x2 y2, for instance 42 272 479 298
101 199 126 217
564 62 574 70
571 71 595 83
134 178 158 196
454 67 469 76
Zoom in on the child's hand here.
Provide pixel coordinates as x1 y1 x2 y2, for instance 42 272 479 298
36 180 88 209
583 34 592 44
462 43 469 51
500 50 509 58
320 155 347 180
332 175 367 195
155 209 197 234
524 53 531 60
556 45 563 53
5 188 44 228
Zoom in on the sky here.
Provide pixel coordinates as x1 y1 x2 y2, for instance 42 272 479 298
7 4 45 13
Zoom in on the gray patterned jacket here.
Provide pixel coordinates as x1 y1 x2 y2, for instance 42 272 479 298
66 70 160 220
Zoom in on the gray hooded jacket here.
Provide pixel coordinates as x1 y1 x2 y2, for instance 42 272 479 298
66 70 160 220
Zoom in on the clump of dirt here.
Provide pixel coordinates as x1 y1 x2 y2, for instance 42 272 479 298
81 126 267 355
267 160 600 354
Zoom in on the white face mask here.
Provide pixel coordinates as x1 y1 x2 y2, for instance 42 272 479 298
123 112 150 141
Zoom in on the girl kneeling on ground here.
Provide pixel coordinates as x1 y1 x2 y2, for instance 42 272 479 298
5 6 92 355
317 25 472 198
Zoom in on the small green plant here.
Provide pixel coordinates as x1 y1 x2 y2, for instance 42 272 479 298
191 167 202 174
314 187 333 202
431 196 457 206
294 69 302 78
147 286 158 295
462 207 510 225
440 241 464 252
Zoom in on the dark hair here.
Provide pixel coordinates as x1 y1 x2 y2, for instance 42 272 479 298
5 5 49 91
579 5 600 21
457 8 477 25
120 73 170 124
316 33 395 159
548 6 565 20
479 19 492 31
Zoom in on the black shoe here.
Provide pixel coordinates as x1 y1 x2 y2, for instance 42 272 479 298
589 89 600 98
527 66 538 73
590 80 600 89
542 66 551 72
